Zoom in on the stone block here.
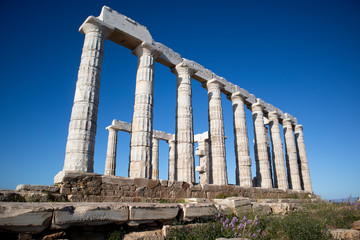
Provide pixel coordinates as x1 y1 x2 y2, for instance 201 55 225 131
184 198 211 203
129 203 179 221
330 229 360 240
179 203 217 221
251 203 272 214
123 229 164 240
147 180 160 189
159 180 168 187
0 202 53 233
16 184 59 193
52 203 128 228
352 220 360 230
269 203 289 215
134 178 151 188
98 6 153 45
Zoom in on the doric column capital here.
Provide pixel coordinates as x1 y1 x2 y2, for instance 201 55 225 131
228 91 246 102
282 118 293 127
268 111 280 120
171 61 197 76
251 101 264 112
205 78 224 90
294 125 303 132
106 126 119 133
80 16 114 38
132 42 160 58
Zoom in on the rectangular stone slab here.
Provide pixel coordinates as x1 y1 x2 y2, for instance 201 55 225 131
52 203 128 229
129 203 179 221
0 202 53 233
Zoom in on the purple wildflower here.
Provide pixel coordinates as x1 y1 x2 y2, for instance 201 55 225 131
238 223 244 230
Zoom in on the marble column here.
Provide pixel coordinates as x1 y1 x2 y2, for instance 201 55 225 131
195 133 210 185
171 63 195 183
283 118 302 190
268 112 288 190
251 102 273 188
264 123 273 186
151 138 159 180
295 125 313 192
55 18 114 183
206 79 227 185
230 92 252 187
129 42 158 178
104 126 119 176
168 138 176 181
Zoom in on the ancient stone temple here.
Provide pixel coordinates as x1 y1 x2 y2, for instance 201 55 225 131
54 6 313 193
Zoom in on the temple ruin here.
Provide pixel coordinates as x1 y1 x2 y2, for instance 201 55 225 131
54 6 312 193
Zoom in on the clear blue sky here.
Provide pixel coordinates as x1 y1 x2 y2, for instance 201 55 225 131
0 0 359 200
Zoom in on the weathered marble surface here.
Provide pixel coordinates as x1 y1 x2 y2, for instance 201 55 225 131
206 79 228 185
252 101 273 188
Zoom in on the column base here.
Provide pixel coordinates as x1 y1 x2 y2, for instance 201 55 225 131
54 170 100 184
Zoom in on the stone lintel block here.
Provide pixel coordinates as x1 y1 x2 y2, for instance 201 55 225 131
0 202 54 233
179 203 217 221
182 60 216 82
128 203 179 221
111 120 132 132
153 130 172 141
111 120 173 141
16 184 59 193
194 131 209 142
98 6 153 48
52 203 128 229
154 42 182 67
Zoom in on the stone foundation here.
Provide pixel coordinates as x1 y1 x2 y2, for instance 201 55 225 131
56 173 316 202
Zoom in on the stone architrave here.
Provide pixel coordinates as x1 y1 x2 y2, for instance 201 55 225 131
104 126 119 176
168 138 176 181
229 92 252 187
151 138 159 180
251 101 273 188
294 125 313 192
283 118 302 190
55 18 114 183
129 42 159 178
206 79 228 185
268 112 288 190
171 63 196 183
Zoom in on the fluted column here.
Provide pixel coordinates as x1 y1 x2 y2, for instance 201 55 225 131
195 133 210 185
168 138 176 181
151 138 159 179
229 92 252 187
129 42 158 178
268 112 288 189
295 125 313 192
55 18 114 183
251 102 273 188
283 118 302 190
104 126 119 176
172 63 196 183
206 79 227 185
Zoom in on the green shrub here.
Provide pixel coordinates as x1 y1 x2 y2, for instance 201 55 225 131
107 227 126 240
